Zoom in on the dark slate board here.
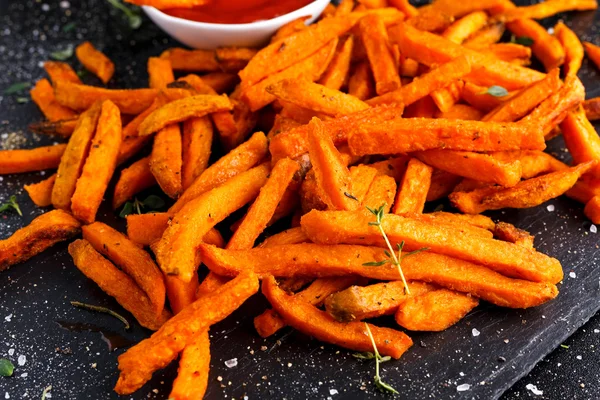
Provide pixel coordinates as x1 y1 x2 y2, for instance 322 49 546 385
1 1 600 399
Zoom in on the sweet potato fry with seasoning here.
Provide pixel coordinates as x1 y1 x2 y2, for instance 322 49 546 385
348 165 379 205
200 72 239 94
584 195 600 223
567 176 600 203
492 150 568 179
319 35 354 90
367 56 471 107
584 97 600 121
392 158 432 215
112 156 157 210
0 144 66 175
227 158 299 250
506 19 564 71
389 0 418 17
430 81 464 113
254 276 357 338
169 331 210 399
584 41 600 70
363 175 397 212
29 118 78 138
427 170 462 201
271 17 309 43
54 81 158 114
325 281 435 322
435 104 483 120
404 212 494 239
348 61 375 101
160 48 220 72
114 271 258 395
71 100 122 224
171 131 267 213
347 118 545 156
241 39 338 111
118 135 153 166
262 275 413 359
30 79 78 122
147 57 174 89
477 43 532 65
450 161 596 215
307 118 357 211
215 47 257 72
301 210 563 284
494 222 535 249
395 289 479 331
442 11 488 44
259 228 309 248
154 163 269 282
181 117 213 190
461 82 514 112
138 94 232 136
500 0 597 22
554 22 584 78
463 23 505 48
52 103 101 210
43 61 82 84
75 42 115 84
69 239 171 331
415 150 522 187
165 272 200 315
82 222 166 317
150 125 183 199
267 79 369 117
561 107 600 178
0 210 80 271
24 174 56 207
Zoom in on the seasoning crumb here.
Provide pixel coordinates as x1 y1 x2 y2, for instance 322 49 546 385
525 383 543 396
456 383 471 392
224 358 238 368
217 376 223 382
503 339 509 344
260 346 268 351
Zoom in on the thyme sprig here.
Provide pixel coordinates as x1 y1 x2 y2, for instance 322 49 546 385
353 323 398 394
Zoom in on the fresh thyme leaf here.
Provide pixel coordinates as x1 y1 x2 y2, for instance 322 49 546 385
375 376 399 394
368 221 380 226
379 356 392 363
352 352 376 360
0 195 23 216
107 0 143 29
41 385 52 400
0 358 14 377
560 344 569 349
482 85 509 98
76 69 88 78
16 97 30 104
62 21 77 32
70 301 130 330
344 192 358 201
142 195 166 210
511 35 534 46
119 201 134 218
366 206 378 216
363 323 398 394
384 250 391 258
362 260 390 267
3 82 30 95
50 45 74 61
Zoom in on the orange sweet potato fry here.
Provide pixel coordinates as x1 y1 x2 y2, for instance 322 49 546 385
227 158 299 250
154 163 270 282
171 131 268 213
407 7 454 32
347 118 545 156
0 210 80 271
118 135 153 166
148 57 175 89
348 61 376 101
262 275 413 359
367 56 471 106
415 149 522 187
392 158 433 214
24 174 56 207
71 100 122 224
29 118 78 138
492 150 568 179
450 161 596 214
584 41 600 70
43 61 82 85
54 81 158 114
349 165 379 205
160 48 220 72
567 175 600 203
307 118 357 211
426 170 462 201
181 117 213 190
584 195 600 223
0 144 66 175
165 272 200 315
271 17 309 43
138 94 232 136
150 125 183 199
52 103 102 210
554 22 584 78
506 19 564 71
403 212 494 239
435 104 483 120
416 211 496 231
395 289 479 331
301 210 563 283
463 22 506 48
494 221 535 249
461 82 514 112
114 271 258 395
442 11 488 44
363 175 397 212
200 72 239 94
389 0 419 17
319 35 354 90
259 227 309 248
82 222 166 317
30 79 78 121
430 81 464 113
215 47 257 72
500 0 597 21
403 95 437 118
583 97 600 121
561 106 600 178
325 281 435 322
68 239 171 331
169 331 210 400
75 41 115 84
112 156 157 210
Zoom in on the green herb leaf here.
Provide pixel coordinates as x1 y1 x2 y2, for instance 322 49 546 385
76 69 88 78
362 260 390 267
16 97 29 104
352 352 376 360
142 195 165 210
483 85 509 98
384 250 391 258
50 45 74 61
107 0 143 29
379 356 391 363
361 323 398 394
560 344 569 349
0 195 22 216
0 359 14 377
119 202 134 218
62 22 77 32
71 301 130 330
4 82 30 95
41 385 52 400
433 204 444 212
511 35 534 47
375 376 399 394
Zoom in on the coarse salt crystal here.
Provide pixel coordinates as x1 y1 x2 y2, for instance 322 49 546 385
5 392 9 399
7 349 14 356
457 383 471 392
472 328 480 337
590 224 597 233
17 355 26 366
594 329 599 333
576 355 582 360
330 389 338 395
547 204 555 212
224 358 238 368
459 372 465 377
569 272 577 278
20 373 27 378
526 384 543 396
4 314 12 322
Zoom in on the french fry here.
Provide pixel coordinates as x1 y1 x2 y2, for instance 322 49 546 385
181 117 213 190
215 47 257 72
200 72 239 94
300 210 563 283
29 118 78 138
150 125 183 199
160 48 220 72
415 149 522 187
114 271 259 395
267 79 369 117
492 150 568 179
349 165 379 204
0 210 81 271
118 135 153 166
195 272 230 299
0 144 66 175
506 19 564 71
227 158 299 249
300 169 328 213
478 42 532 65
262 275 413 359
82 222 166 317
427 169 462 201
154 163 270 282
389 0 419 18
325 281 435 322
450 161 596 215
271 17 309 43
348 61 376 101
363 175 397 212
567 175 600 203
554 22 584 78
54 81 159 114
494 221 535 249
307 118 357 211
413 0 505 19
367 56 471 106
435 104 483 120
584 41 600 70
71 100 122 224
407 8 454 32
75 41 115 84
112 156 157 210
43 61 82 85
561 106 600 178
442 11 488 44
584 195 600 223
347 118 545 156
500 0 597 21
169 331 210 400
430 81 464 113
416 211 496 231
583 97 600 121
148 57 175 89
165 272 200 315
259 227 309 248
402 212 494 239
52 103 101 210
319 35 354 90
368 156 410 181
461 82 514 112
392 158 433 214
463 22 506 48
403 95 437 118
138 94 232 136
24 174 56 207
395 289 479 331
30 79 78 121
170 131 268 213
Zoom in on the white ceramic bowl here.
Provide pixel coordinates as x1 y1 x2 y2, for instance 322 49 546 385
143 0 330 49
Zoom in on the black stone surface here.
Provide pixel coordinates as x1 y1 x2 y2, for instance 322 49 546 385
0 1 599 399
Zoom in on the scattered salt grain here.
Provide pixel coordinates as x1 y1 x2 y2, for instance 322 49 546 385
456 384 471 392
4 314 12 322
526 384 543 396
546 204 555 212
5 393 9 399
17 355 26 366
594 329 599 333
330 389 338 395
20 373 27 378
7 349 14 356
472 328 480 337
569 272 577 278
576 355 582 360
590 224 597 233
459 372 465 377
224 358 238 368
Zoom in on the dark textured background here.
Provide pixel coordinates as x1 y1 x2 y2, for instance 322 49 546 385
0 1 599 399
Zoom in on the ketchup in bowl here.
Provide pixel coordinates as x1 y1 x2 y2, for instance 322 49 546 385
163 0 314 24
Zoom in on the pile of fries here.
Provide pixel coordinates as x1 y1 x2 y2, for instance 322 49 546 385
3 0 600 397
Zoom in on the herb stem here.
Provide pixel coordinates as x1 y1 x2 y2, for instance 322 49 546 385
70 301 130 330
376 224 410 295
